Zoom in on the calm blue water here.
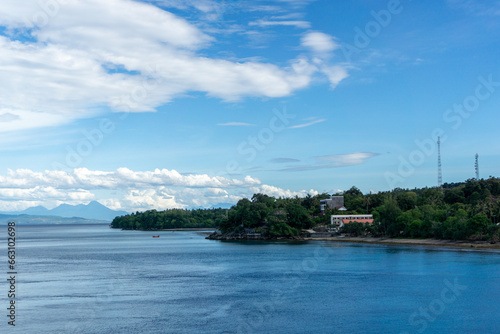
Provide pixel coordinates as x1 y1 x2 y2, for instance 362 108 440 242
1 224 499 333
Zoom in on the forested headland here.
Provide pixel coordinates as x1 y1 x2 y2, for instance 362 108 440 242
110 208 227 230
111 177 500 242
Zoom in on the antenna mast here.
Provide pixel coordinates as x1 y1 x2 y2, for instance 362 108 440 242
437 136 442 187
475 154 479 179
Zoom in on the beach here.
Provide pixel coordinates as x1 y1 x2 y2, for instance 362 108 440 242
303 236 500 250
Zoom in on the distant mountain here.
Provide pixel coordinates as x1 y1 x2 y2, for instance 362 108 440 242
2 201 128 221
21 205 50 215
48 201 129 221
0 214 109 225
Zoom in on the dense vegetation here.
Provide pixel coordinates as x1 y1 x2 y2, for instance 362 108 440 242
110 208 227 230
111 177 500 242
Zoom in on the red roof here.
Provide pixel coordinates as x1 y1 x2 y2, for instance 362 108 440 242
342 219 374 224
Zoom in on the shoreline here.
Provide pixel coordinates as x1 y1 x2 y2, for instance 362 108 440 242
113 227 217 231
304 236 500 250
158 227 217 231
206 232 500 251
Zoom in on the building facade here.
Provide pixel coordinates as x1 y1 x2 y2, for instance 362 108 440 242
320 196 345 212
330 214 374 226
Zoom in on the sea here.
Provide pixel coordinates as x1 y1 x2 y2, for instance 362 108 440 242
1 224 499 333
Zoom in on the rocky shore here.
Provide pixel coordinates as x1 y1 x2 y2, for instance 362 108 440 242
205 231 302 241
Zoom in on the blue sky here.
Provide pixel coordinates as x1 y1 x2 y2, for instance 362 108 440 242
0 0 499 212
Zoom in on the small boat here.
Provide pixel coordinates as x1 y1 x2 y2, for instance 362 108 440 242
152 235 160 238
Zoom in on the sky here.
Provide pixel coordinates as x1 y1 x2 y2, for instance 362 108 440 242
0 0 499 212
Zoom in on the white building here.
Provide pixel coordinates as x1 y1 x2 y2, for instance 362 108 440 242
331 214 374 226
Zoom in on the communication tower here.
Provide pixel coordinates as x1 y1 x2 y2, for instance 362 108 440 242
437 137 442 187
475 154 479 179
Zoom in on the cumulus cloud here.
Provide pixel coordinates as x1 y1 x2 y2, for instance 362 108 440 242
123 188 184 211
120 186 243 210
301 32 339 53
0 168 318 212
0 200 46 212
0 0 348 132
300 31 349 88
320 65 349 89
250 185 318 198
0 186 94 201
0 168 261 189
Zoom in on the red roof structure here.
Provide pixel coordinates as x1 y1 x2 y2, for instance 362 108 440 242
342 219 374 224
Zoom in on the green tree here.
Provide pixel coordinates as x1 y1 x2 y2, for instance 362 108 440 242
286 203 312 230
342 222 365 236
397 191 418 211
268 222 299 236
376 196 402 235
468 213 489 235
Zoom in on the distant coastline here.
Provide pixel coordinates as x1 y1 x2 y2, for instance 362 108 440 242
0 214 110 225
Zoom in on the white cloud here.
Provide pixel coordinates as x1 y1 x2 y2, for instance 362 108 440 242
315 152 379 166
331 189 344 195
150 0 228 17
0 168 318 212
300 32 349 88
301 32 339 53
0 0 348 132
0 168 261 189
107 186 244 211
271 13 304 20
321 64 349 88
250 185 318 198
279 152 379 171
0 186 94 201
289 118 326 129
0 112 19 122
248 5 283 12
249 19 311 28
0 200 46 212
123 188 185 211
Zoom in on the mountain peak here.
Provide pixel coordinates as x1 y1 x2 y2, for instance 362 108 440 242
87 201 107 208
22 206 50 215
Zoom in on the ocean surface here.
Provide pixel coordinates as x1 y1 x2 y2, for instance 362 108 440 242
1 224 499 334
